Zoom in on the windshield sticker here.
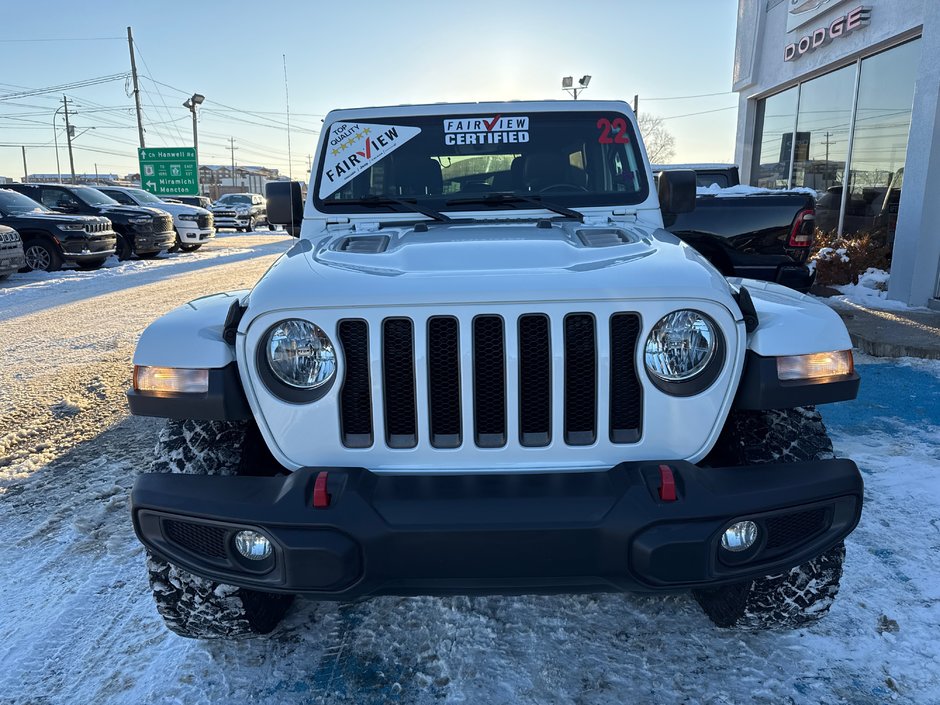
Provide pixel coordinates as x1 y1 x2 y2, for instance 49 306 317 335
443 115 529 145
597 117 630 144
319 122 421 198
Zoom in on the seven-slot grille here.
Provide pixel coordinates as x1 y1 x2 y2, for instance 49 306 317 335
84 221 109 233
338 313 642 450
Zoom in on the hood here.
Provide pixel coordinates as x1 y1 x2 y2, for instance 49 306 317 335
153 202 207 216
246 220 738 314
7 211 107 225
99 205 168 218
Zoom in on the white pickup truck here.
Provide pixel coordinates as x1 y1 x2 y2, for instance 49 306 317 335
97 186 214 252
127 100 862 640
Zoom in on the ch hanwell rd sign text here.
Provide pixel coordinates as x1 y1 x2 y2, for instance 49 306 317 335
138 147 199 197
785 6 871 62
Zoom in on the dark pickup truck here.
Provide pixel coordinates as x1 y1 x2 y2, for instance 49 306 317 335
5 183 175 261
655 164 817 291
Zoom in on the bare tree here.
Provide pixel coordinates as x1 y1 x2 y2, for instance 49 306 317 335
638 113 677 164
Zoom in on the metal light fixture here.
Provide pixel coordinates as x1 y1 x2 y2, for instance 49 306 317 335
562 75 591 100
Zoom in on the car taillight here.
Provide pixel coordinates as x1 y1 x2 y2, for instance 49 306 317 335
788 208 815 247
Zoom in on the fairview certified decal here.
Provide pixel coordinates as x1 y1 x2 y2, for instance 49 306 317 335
443 115 529 145
784 5 870 61
319 122 421 198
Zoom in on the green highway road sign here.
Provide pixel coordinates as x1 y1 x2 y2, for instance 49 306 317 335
138 147 199 196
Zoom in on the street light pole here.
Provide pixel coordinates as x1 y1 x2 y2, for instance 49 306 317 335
183 93 205 193
53 105 64 182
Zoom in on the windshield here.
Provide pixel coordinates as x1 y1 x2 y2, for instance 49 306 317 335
74 187 119 206
127 188 164 204
314 110 649 215
217 194 251 205
0 189 50 214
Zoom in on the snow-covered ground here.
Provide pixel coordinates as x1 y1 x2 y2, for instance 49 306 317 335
0 242 938 704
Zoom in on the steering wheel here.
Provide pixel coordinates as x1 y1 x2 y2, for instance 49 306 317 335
538 184 590 194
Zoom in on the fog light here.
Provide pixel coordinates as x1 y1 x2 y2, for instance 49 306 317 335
234 530 273 560
720 521 759 552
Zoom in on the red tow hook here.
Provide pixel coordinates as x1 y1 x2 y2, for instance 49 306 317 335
658 464 677 502
313 471 331 508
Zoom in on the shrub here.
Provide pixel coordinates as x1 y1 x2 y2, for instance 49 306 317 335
809 230 892 286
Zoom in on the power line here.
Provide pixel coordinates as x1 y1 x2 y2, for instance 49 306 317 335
644 91 734 101
659 105 738 120
0 37 124 43
0 74 128 102
134 40 185 144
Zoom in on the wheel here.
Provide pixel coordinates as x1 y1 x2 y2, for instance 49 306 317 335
693 407 846 630
136 251 162 260
115 234 132 261
76 257 108 271
179 243 202 252
23 240 63 272
168 232 182 254
145 419 294 639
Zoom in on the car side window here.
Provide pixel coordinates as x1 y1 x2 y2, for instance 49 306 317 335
40 188 79 211
106 191 135 206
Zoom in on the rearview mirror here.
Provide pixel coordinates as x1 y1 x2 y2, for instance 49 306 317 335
657 169 696 224
265 181 304 237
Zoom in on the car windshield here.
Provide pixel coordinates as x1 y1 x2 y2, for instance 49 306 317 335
314 109 649 215
0 189 50 214
74 187 120 206
217 195 251 205
127 188 164 204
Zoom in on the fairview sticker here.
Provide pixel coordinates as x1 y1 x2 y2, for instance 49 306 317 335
443 115 529 145
319 121 421 198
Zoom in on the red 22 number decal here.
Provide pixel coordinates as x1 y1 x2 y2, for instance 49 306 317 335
597 117 630 144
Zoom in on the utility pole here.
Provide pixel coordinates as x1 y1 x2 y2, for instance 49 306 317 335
127 26 145 148
21 146 28 182
306 154 312 173
62 95 76 184
229 137 238 192
633 94 639 119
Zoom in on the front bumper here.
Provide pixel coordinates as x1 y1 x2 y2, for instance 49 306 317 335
132 458 862 598
60 231 117 260
177 225 216 243
134 229 176 254
213 213 252 229
0 247 26 273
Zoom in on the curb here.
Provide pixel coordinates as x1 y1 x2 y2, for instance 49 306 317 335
846 331 940 360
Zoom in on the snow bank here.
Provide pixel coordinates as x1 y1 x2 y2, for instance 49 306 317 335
696 184 819 198
828 268 932 312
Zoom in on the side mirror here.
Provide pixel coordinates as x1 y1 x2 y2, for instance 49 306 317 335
265 181 304 237
657 169 696 223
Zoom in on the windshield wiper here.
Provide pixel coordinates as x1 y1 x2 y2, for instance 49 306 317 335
324 195 451 222
445 192 584 222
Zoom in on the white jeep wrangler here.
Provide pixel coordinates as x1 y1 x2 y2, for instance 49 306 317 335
128 100 862 639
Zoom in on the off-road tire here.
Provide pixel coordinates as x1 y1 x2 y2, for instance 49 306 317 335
145 419 294 639
693 407 846 630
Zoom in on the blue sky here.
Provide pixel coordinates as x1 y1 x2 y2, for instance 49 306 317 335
0 0 739 180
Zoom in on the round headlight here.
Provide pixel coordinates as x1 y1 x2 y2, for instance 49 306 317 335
644 310 718 383
265 319 336 389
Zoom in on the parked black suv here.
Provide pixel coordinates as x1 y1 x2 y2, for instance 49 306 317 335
4 184 175 260
0 188 116 272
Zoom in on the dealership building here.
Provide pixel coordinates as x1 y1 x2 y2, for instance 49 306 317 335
732 0 940 308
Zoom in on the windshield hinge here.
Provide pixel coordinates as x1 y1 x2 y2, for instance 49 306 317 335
326 217 350 226
353 221 380 233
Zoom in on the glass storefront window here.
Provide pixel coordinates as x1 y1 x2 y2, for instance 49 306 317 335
750 39 921 238
751 87 798 188
845 38 921 241
792 64 857 233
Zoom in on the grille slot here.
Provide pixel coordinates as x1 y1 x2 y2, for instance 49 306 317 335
164 520 227 559
765 508 827 551
473 316 507 448
427 317 462 448
518 314 551 447
564 314 597 445
338 320 373 448
609 313 643 443
382 318 417 448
